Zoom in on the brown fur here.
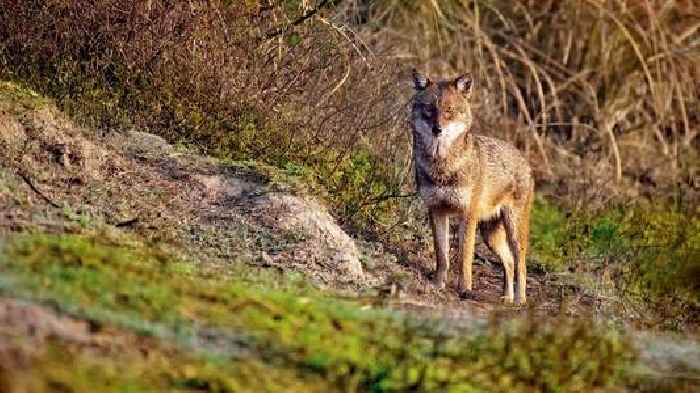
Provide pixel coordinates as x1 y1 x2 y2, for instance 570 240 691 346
410 70 534 304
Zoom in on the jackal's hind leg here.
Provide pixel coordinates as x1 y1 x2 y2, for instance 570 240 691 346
502 207 522 305
516 193 533 304
481 220 514 303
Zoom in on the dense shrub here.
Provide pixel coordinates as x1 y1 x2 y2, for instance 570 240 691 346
0 0 411 235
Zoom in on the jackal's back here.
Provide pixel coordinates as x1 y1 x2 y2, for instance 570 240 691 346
473 135 533 204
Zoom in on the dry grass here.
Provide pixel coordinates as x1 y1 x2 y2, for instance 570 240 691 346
367 0 699 205
0 0 413 235
2 0 698 205
4 1 696 222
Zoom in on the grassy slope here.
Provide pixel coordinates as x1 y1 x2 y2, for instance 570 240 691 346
0 81 697 392
0 80 632 392
0 233 633 393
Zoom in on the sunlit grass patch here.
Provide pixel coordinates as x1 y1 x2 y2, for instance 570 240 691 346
0 80 51 110
0 233 635 392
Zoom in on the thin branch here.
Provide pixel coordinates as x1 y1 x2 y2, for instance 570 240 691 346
115 218 139 228
358 192 417 208
19 173 60 208
264 0 339 39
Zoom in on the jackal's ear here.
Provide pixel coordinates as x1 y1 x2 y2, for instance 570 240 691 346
455 74 472 97
413 69 430 90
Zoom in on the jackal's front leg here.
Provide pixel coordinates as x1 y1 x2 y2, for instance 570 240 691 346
457 213 477 294
430 210 449 289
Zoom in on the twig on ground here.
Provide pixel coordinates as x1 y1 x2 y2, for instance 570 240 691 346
115 218 139 228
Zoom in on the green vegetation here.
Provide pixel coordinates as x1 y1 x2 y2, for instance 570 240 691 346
530 198 700 327
529 198 570 272
530 197 632 272
0 1 698 390
0 233 634 392
0 80 51 111
3 340 332 393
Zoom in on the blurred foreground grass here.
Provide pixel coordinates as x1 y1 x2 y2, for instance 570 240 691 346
0 233 633 392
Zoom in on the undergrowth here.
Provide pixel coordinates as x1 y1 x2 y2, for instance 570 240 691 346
1 1 697 274
530 197 700 328
0 0 409 239
0 233 634 392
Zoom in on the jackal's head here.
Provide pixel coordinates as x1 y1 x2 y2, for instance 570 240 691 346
411 70 473 160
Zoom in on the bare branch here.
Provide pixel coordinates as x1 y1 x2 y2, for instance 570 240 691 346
264 0 341 39
19 172 60 208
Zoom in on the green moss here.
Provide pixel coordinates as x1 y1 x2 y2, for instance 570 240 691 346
615 207 700 307
531 199 642 271
0 233 635 392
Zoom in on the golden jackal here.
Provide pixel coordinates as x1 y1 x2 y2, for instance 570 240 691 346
410 70 534 304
